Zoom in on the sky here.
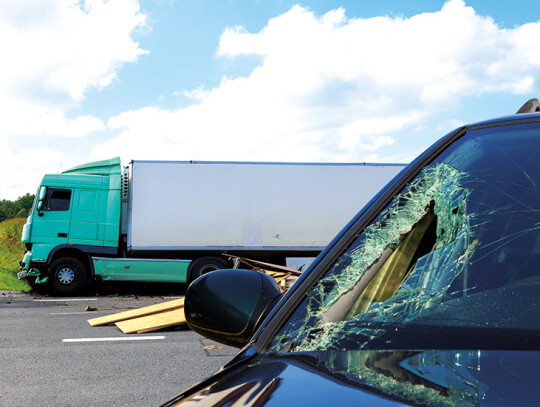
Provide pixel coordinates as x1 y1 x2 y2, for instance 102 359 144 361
2 0 540 199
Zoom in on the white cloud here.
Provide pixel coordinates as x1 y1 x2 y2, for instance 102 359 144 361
0 0 146 198
0 139 64 200
0 0 146 105
97 0 540 166
183 86 211 101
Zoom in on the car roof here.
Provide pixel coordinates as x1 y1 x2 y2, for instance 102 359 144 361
467 111 540 129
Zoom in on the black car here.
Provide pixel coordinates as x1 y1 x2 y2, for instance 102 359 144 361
163 99 540 406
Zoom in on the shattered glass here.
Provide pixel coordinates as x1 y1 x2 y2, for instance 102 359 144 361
269 121 540 354
270 163 470 351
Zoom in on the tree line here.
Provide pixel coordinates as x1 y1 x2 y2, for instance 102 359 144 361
0 194 35 222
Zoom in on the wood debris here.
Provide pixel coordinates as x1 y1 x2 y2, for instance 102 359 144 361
115 308 186 334
224 255 301 292
203 345 223 350
87 298 184 327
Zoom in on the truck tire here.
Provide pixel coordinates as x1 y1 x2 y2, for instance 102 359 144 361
188 257 227 283
48 257 88 296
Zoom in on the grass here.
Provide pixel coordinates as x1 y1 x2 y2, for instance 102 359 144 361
0 218 31 292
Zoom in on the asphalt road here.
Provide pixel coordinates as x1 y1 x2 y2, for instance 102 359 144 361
0 291 238 406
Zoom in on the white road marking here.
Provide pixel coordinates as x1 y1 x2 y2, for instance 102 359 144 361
48 312 102 315
35 298 97 302
63 336 165 343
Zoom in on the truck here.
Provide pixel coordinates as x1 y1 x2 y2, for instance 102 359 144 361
18 158 406 295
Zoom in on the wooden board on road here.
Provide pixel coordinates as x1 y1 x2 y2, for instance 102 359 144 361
115 308 186 334
87 298 185 327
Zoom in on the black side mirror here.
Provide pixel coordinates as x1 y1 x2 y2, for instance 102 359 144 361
185 269 282 348
37 201 44 216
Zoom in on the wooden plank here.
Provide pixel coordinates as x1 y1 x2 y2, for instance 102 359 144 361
87 298 184 327
115 308 186 334
224 255 302 275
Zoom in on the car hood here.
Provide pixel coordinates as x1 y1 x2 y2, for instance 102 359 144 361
162 349 540 406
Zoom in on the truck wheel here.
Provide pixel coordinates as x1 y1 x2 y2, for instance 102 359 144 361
48 257 88 296
188 257 227 283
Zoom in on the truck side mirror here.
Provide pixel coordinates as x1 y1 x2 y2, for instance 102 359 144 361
38 186 47 201
185 269 282 348
37 187 47 216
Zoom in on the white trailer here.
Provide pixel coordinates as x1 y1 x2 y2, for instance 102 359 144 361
126 161 404 254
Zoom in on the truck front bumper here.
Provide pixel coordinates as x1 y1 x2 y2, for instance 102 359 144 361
18 251 46 282
18 251 33 279
18 268 42 279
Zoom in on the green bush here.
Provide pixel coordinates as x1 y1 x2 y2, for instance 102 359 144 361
0 218 30 292
0 218 25 249
0 193 34 222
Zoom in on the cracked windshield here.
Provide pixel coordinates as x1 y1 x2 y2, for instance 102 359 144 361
270 121 540 354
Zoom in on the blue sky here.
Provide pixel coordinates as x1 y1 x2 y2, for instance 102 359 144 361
2 0 540 198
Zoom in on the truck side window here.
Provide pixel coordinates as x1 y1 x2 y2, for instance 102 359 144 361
44 189 72 211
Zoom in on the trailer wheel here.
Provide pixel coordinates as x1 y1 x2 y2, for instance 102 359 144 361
188 257 227 283
48 257 88 296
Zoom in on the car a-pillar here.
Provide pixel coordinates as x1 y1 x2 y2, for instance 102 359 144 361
47 253 90 296
187 256 228 284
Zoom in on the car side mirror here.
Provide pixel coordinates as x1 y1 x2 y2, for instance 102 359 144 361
185 269 282 348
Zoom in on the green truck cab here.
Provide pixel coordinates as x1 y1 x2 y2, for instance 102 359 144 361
19 158 122 295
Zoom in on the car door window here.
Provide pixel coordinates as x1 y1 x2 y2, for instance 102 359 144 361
269 121 540 353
